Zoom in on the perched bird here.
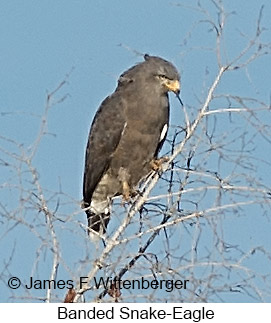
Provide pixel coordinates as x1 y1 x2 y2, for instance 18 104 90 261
82 54 181 239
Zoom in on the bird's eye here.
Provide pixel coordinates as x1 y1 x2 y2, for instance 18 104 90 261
157 74 170 82
158 75 167 80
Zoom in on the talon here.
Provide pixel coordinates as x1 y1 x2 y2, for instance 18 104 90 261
121 181 137 204
122 180 131 202
150 156 169 171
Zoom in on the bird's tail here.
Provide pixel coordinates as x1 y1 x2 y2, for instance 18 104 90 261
81 198 111 240
86 210 110 239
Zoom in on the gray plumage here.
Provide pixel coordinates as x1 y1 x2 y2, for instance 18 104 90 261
82 55 180 238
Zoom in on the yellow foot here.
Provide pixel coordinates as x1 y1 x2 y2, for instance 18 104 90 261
122 180 131 203
150 156 169 171
121 181 137 204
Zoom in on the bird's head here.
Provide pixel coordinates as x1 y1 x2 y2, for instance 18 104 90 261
143 54 180 95
118 54 183 104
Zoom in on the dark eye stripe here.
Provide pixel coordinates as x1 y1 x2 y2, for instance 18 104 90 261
158 74 173 81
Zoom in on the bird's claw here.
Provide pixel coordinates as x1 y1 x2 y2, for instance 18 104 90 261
150 156 169 171
122 180 131 204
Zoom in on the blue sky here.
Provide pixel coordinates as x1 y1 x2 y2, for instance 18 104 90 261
0 0 271 303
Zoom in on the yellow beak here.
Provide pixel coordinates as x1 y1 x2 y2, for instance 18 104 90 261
164 79 180 94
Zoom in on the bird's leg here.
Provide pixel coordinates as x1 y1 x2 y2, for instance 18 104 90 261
150 156 169 171
118 167 133 203
121 181 138 204
122 180 131 202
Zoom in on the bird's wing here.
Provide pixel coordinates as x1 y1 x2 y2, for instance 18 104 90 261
83 93 126 204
